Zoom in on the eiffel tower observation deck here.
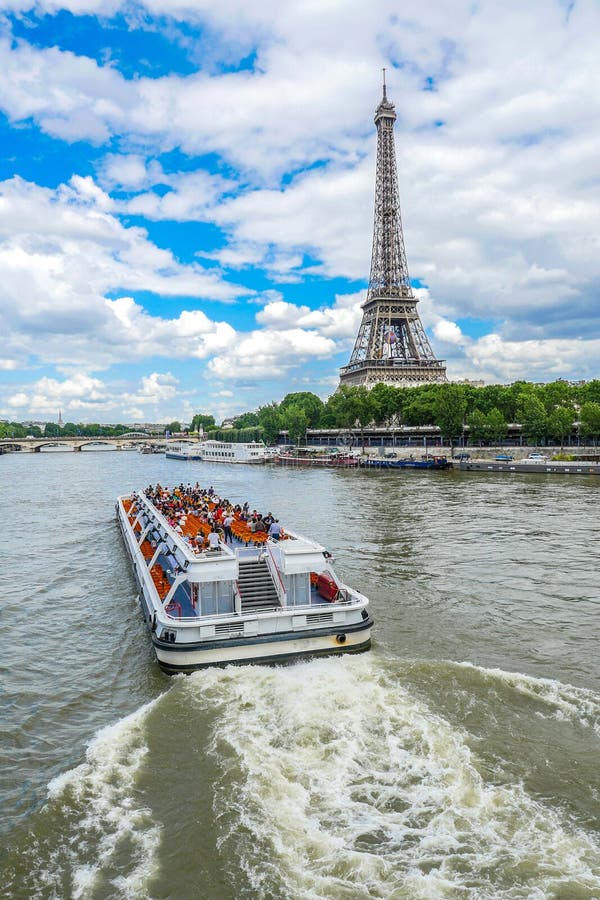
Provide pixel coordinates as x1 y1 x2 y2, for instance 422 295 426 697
340 74 447 389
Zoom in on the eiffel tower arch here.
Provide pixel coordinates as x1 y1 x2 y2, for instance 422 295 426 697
340 74 447 389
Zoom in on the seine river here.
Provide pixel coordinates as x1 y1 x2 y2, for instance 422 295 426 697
1 450 599 899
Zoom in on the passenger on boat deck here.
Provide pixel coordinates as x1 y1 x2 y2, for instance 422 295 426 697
268 520 282 540
207 529 220 551
223 514 234 544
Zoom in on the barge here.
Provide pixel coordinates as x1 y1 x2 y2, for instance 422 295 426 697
460 459 600 476
117 487 373 673
273 448 360 467
361 455 450 470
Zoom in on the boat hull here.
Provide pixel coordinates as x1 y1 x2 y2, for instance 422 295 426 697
199 458 266 464
151 616 373 673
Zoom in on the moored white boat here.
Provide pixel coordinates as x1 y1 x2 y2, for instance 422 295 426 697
165 442 204 460
117 486 373 672
199 440 268 464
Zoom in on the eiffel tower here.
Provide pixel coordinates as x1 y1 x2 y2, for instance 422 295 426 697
340 73 447 389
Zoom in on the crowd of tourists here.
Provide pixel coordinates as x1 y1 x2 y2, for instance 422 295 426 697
143 482 284 551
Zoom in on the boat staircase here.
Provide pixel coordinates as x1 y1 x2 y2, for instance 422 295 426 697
238 558 280 612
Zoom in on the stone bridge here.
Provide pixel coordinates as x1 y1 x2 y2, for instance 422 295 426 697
0 435 161 453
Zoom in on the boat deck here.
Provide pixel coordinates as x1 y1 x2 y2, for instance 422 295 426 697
127 498 336 620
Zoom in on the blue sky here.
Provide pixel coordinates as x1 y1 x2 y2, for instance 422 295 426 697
0 0 598 425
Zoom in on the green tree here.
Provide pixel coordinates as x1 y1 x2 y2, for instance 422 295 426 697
402 385 439 426
7 421 27 437
517 394 548 444
576 380 600 407
540 380 573 414
282 403 308 444
486 407 508 445
233 412 260 428
166 421 181 434
434 384 467 454
44 422 61 437
190 413 216 433
353 386 378 448
579 402 600 442
547 406 574 449
257 403 283 445
369 383 401 424
326 386 362 432
473 384 513 420
280 392 324 426
466 409 487 444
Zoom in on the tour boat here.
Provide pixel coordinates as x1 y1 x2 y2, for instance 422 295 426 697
117 488 372 672
165 443 204 460
272 448 361 467
198 440 268 464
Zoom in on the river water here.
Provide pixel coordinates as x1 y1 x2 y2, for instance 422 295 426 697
1 451 599 899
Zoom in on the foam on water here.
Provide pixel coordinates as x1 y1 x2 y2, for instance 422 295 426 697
186 656 600 899
7 699 163 900
453 661 600 737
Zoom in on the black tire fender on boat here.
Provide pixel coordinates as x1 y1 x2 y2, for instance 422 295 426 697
151 613 157 632
336 633 347 644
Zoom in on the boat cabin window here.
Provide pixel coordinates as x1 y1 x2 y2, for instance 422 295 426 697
198 580 235 616
283 572 311 606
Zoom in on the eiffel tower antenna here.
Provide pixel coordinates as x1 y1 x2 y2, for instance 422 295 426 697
340 77 447 388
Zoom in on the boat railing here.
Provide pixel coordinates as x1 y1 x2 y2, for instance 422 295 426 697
131 492 235 563
263 541 288 607
158 587 365 624
159 596 362 625
233 580 243 615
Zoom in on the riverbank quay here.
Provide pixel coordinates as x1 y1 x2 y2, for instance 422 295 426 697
357 444 600 462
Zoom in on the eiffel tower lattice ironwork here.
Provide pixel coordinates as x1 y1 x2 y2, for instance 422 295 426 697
340 74 447 389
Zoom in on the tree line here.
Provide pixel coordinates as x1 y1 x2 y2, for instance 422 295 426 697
4 380 600 446
192 380 600 447
0 421 147 439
